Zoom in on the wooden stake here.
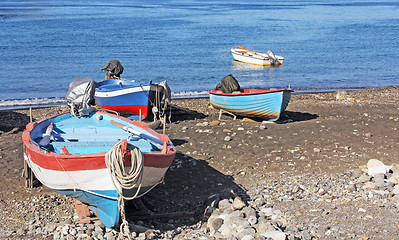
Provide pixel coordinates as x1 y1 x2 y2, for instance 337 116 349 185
29 108 32 123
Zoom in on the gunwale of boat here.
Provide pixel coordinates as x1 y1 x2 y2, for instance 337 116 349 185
208 88 292 96
22 111 174 158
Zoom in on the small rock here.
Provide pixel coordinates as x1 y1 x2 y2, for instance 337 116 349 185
358 174 370 183
388 172 399 184
352 168 363 178
260 207 274 216
367 159 389 176
209 120 220 126
242 118 256 122
313 148 321 153
242 206 257 219
218 199 232 210
210 218 224 235
259 230 287 240
391 163 399 173
373 173 385 188
219 224 237 236
196 122 208 127
241 235 255 240
232 197 246 211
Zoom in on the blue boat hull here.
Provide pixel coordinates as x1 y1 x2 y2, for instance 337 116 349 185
53 189 120 227
51 185 155 227
94 79 163 118
209 89 292 121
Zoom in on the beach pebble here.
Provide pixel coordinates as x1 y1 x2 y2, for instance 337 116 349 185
196 122 208 127
210 218 224 235
259 230 286 240
367 159 389 176
224 136 232 142
393 186 399 195
358 174 370 183
218 199 232 210
231 197 246 211
373 173 385 188
209 120 220 126
313 147 321 153
388 172 399 184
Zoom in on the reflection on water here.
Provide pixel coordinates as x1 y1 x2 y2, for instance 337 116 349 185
230 61 283 71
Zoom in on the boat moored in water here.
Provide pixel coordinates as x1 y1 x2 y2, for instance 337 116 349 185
230 46 284 66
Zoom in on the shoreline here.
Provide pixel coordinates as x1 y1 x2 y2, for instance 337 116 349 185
1 85 397 111
1 87 399 239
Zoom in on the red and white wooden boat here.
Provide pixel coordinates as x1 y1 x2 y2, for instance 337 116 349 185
22 111 176 228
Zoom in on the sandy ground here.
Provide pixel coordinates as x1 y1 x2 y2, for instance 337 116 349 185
0 87 398 239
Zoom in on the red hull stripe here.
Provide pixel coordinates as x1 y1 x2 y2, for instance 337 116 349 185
24 143 176 171
97 104 149 117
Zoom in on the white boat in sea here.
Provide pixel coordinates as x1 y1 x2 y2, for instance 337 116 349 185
230 46 284 66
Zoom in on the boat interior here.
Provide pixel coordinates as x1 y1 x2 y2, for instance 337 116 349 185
30 112 162 155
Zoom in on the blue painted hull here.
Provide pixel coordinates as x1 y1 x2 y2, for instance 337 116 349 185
51 185 155 228
209 89 292 121
94 79 163 117
52 189 120 227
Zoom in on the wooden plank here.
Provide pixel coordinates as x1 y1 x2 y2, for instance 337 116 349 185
74 199 91 224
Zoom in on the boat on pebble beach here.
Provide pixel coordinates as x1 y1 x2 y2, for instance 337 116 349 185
208 88 293 121
94 59 170 120
94 79 167 119
22 110 176 228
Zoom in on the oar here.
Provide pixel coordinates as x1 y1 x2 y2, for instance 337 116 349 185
110 120 165 146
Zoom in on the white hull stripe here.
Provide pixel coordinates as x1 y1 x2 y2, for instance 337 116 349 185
25 155 169 192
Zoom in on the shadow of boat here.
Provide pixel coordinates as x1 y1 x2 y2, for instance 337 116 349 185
277 111 319 123
0 110 30 134
126 151 249 230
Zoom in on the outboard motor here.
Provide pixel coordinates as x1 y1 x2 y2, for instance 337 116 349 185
65 77 96 117
266 50 278 64
102 59 124 79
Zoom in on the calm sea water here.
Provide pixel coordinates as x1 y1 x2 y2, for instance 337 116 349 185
1 0 399 109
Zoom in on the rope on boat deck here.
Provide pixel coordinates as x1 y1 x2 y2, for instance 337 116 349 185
105 141 144 239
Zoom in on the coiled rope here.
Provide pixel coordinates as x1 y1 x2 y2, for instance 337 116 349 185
105 140 144 239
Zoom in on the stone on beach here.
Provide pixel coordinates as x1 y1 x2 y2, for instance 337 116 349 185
367 159 389 176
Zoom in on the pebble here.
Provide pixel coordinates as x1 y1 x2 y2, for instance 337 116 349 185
9 156 399 240
224 136 232 142
231 197 246 211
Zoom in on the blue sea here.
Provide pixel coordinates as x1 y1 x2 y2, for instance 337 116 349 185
1 0 399 110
